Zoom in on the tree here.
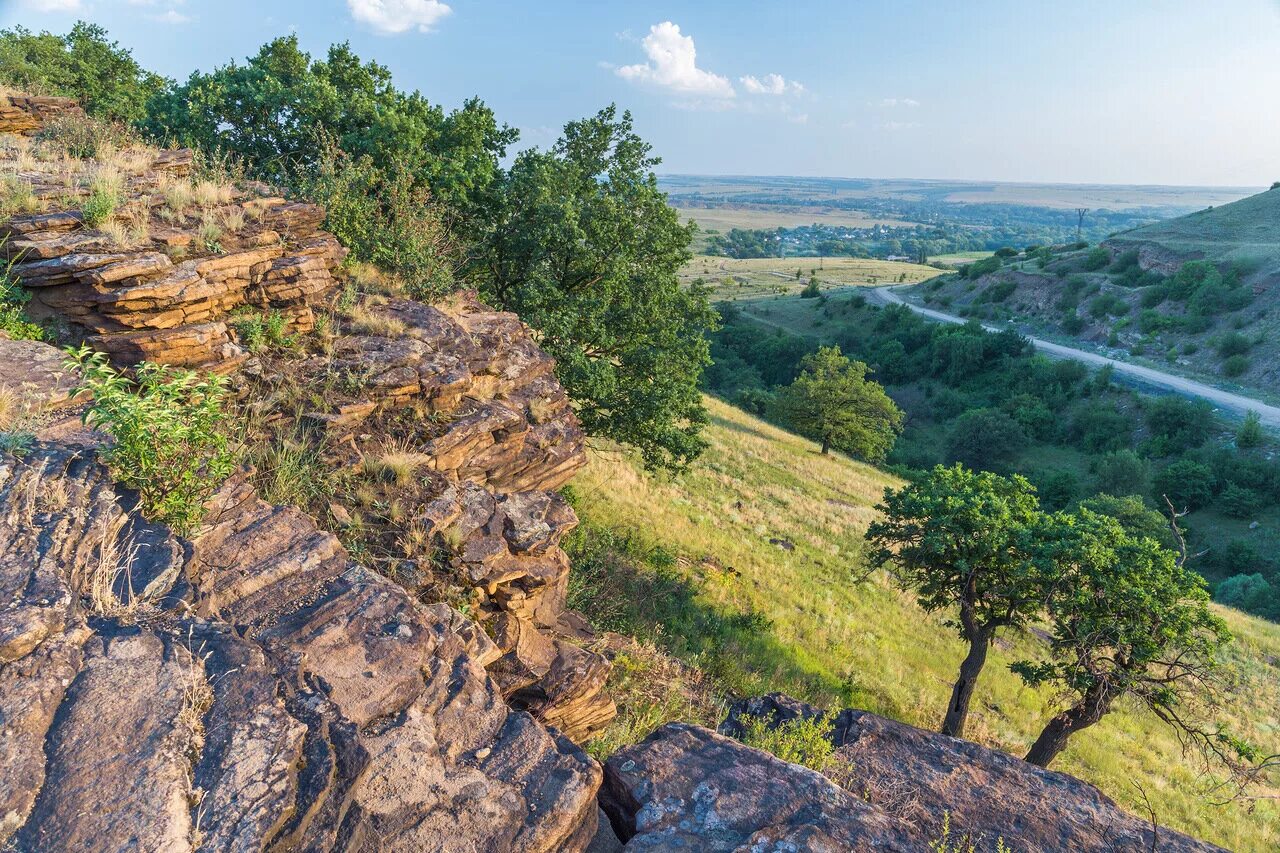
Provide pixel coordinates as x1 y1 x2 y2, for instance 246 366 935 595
1090 449 1149 497
0 23 169 123
866 465 1044 737
1152 458 1215 510
1236 410 1264 449
771 346 903 461
145 36 515 235
1014 508 1230 768
945 408 1026 470
472 106 717 470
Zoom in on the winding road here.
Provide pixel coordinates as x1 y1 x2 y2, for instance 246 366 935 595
866 285 1280 428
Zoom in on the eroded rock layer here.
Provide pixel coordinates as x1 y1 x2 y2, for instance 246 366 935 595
0 427 602 853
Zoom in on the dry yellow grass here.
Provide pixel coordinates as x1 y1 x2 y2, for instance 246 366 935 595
681 253 940 300
573 395 1280 851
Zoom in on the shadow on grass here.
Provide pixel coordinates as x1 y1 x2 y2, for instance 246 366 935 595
564 513 875 716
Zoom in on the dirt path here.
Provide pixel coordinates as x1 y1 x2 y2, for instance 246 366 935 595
867 285 1280 428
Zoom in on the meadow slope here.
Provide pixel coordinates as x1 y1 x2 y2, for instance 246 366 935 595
571 396 1280 851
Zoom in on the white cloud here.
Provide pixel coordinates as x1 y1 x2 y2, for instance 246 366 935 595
881 120 922 131
24 0 82 11
148 8 191 23
740 73 804 96
347 0 452 35
880 97 920 108
616 22 735 99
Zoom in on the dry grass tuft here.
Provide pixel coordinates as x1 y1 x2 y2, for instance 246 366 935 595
346 302 407 338
361 439 433 487
193 179 234 208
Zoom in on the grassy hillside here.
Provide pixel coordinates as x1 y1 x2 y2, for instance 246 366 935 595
680 254 938 300
571 396 1280 851
1109 186 1280 272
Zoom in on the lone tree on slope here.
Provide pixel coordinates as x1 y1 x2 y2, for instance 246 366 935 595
866 465 1044 738
771 345 903 462
1015 507 1231 768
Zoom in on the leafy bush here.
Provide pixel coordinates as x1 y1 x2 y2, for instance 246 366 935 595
1091 450 1149 497
1061 312 1085 334
1083 247 1110 271
799 278 821 298
35 111 138 159
0 260 43 340
963 255 1001 278
1217 332 1251 358
1152 458 1215 510
1216 573 1273 613
1222 354 1250 378
1219 483 1264 519
978 279 1016 303
945 408 1027 470
1145 397 1212 456
1088 292 1128 318
1237 411 1264 449
69 347 234 536
737 712 835 772
1070 403 1133 453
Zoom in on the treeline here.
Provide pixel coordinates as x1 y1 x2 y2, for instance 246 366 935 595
0 23 716 470
706 297 1280 621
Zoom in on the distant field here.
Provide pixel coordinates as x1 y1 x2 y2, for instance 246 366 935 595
661 174 1259 212
928 251 994 265
682 254 939 300
677 206 907 234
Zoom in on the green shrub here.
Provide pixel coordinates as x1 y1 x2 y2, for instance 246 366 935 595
1217 332 1251 358
1152 458 1215 510
799 278 821 298
69 347 235 536
737 712 835 772
0 260 43 341
1222 354 1249 377
978 279 1016 303
1219 483 1264 519
1237 411 1264 449
0 431 36 457
81 184 120 227
35 111 139 159
1061 312 1085 334
1083 246 1110 271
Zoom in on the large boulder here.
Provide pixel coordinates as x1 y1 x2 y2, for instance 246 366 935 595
719 694 1227 853
600 722 925 851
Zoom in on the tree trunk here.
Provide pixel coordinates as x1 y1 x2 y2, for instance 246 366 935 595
820 437 831 455
1024 687 1111 768
941 633 990 738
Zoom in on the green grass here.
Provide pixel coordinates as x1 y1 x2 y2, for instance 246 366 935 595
571 395 1280 852
1109 186 1280 269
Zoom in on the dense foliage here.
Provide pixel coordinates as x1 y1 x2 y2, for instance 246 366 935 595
0 23 168 123
867 465 1043 737
706 295 1280 621
471 107 715 469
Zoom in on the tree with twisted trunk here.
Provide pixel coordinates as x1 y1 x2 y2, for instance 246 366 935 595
1014 507 1230 768
866 464 1043 738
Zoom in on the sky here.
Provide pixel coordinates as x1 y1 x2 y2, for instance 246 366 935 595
4 0 1279 187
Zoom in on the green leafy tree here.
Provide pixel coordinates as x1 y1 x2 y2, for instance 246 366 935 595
1015 508 1230 768
70 347 234 536
771 346 903 461
144 36 515 237
945 408 1026 471
0 22 169 123
472 106 716 470
1152 458 1215 510
866 465 1044 737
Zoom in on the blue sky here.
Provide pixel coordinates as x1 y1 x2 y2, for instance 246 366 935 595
6 0 1279 186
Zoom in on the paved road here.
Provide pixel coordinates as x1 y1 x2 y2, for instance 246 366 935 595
867 285 1280 428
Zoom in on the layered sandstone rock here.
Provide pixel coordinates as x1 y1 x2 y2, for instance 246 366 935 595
1 132 346 369
0 94 82 135
0 430 604 852
717 694 1227 853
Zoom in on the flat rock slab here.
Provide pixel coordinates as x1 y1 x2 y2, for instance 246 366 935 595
0 338 80 428
601 723 925 851
720 694 1227 853
18 630 199 853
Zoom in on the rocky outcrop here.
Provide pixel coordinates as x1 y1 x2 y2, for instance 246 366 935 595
600 722 927 851
0 428 604 852
717 694 1227 853
2 138 346 369
0 93 82 134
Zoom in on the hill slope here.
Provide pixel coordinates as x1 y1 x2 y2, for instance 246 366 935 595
571 396 1280 851
1107 186 1280 277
